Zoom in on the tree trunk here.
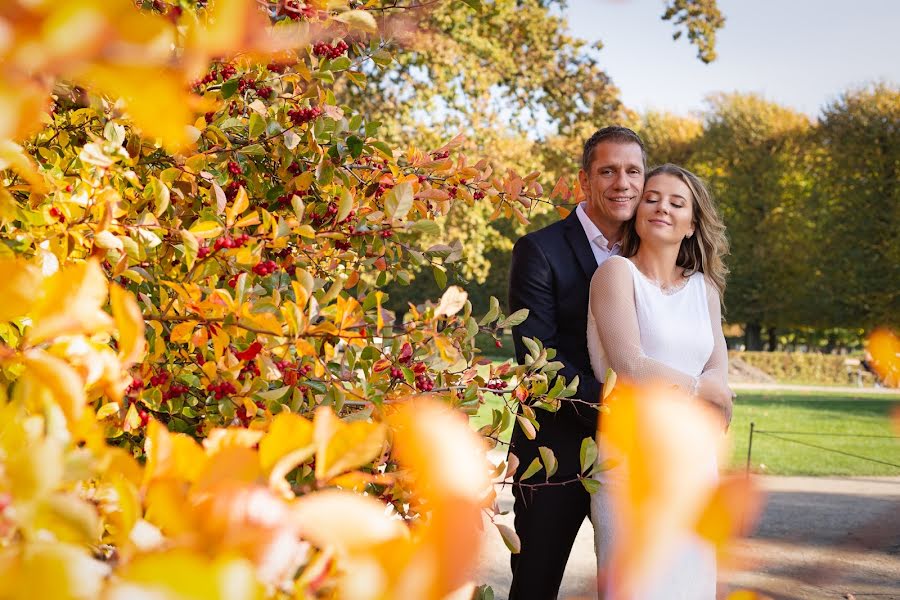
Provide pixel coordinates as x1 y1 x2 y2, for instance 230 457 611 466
745 323 763 351
766 327 778 351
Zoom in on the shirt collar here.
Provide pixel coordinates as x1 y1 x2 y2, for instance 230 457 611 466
575 202 619 251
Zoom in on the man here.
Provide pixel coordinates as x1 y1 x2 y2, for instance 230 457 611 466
507 126 646 599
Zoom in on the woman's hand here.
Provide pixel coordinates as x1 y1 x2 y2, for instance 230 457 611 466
696 374 734 426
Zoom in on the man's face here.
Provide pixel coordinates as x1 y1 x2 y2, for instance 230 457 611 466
578 141 645 237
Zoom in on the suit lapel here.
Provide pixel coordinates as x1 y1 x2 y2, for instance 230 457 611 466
563 210 598 280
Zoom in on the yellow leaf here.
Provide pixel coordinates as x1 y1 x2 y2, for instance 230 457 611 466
32 492 103 545
169 320 198 344
143 479 193 536
93 230 123 250
27 259 113 344
226 185 249 227
123 402 141 433
22 349 87 424
374 291 385 333
0 140 48 193
112 550 261 600
314 407 386 483
0 256 41 322
79 64 191 151
868 329 899 387
202 427 265 454
110 284 146 367
143 420 208 487
188 219 224 239
0 541 108 600
4 435 64 502
258 412 314 473
96 402 120 420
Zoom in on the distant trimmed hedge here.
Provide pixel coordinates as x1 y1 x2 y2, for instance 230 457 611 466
730 351 875 386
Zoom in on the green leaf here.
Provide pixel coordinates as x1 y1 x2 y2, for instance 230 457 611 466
465 317 478 340
603 368 618 400
498 308 529 329
520 457 542 481
346 135 363 158
221 78 239 99
179 229 199 270
330 56 352 72
146 177 170 218
248 113 266 139
411 220 440 236
496 523 520 554
458 0 483 12
479 296 500 326
371 49 393 68
580 437 598 474
239 143 266 157
538 446 557 479
432 264 447 289
581 477 601 494
522 336 540 357
370 140 393 159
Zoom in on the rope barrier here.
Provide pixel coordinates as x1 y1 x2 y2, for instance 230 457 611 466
754 430 899 439
745 421 900 473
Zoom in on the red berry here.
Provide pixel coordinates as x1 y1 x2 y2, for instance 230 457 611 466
495 339 503 348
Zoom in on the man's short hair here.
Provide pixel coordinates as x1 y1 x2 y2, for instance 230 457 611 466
581 126 647 172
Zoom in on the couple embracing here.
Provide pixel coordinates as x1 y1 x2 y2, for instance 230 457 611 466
507 126 735 599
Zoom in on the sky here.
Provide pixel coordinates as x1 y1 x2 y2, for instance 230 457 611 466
565 0 900 118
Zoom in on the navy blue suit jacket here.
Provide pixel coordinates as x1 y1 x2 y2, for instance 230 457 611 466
508 209 604 480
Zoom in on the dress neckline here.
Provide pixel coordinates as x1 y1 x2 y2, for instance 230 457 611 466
622 257 695 297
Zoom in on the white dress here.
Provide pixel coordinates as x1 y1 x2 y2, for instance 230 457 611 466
586 255 724 600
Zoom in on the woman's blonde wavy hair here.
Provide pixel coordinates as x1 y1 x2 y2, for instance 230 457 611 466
620 164 730 300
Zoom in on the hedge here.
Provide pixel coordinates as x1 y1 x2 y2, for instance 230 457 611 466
729 351 876 386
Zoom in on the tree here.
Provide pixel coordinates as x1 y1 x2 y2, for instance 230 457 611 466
691 93 816 349
631 110 703 167
815 84 900 330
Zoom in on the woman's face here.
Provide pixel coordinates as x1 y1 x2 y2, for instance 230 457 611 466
635 173 696 245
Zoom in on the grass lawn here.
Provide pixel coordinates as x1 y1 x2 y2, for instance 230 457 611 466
730 390 900 476
470 387 900 477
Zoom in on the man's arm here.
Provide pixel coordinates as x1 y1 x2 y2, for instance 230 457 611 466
508 235 602 427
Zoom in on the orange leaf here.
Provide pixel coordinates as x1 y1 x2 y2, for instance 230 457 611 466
0 257 41 322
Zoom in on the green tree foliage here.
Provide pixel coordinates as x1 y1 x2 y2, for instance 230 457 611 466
662 0 726 63
691 93 816 348
815 84 900 329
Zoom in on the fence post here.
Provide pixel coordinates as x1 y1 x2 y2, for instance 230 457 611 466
745 421 755 477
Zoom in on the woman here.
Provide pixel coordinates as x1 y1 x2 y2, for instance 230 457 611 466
586 164 732 599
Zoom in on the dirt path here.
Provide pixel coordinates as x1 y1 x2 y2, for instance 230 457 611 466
476 476 900 600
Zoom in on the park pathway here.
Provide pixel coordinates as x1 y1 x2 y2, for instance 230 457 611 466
731 383 899 396
476 475 900 600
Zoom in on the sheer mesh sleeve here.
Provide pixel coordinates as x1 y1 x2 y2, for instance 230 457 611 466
701 281 729 387
589 257 698 392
